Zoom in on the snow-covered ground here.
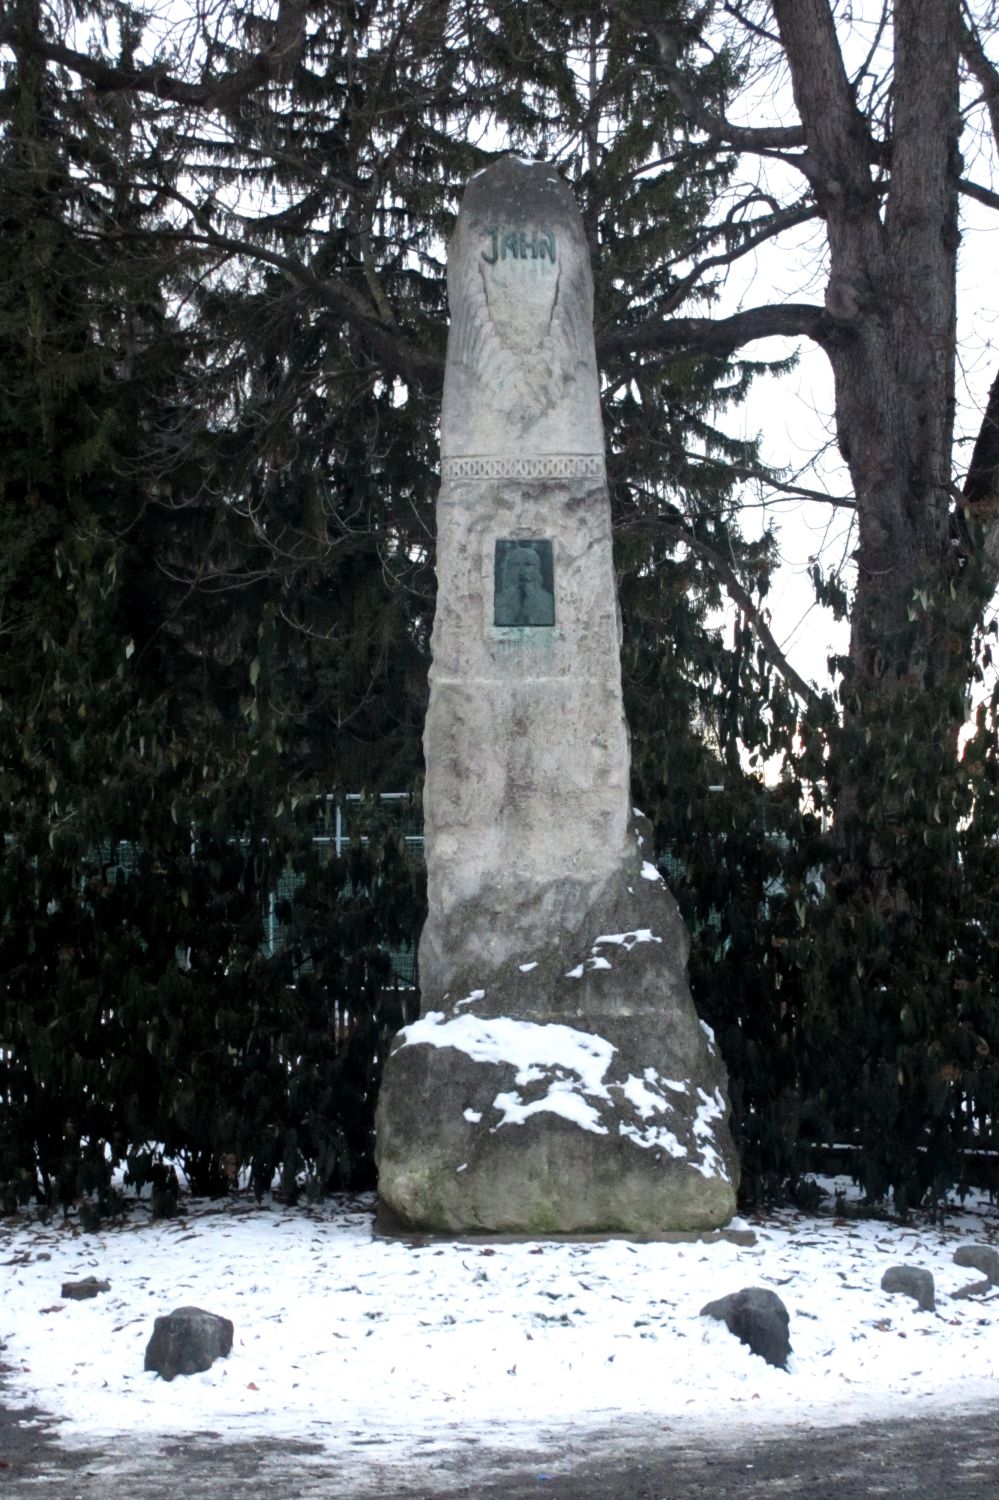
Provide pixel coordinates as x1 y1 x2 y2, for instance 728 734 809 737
1 1181 996 1493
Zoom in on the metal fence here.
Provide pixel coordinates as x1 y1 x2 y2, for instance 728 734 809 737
264 793 423 986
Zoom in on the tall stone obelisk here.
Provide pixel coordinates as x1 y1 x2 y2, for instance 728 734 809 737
375 158 738 1232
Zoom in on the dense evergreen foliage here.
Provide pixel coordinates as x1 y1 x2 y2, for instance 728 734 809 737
1 0 997 1217
0 0 428 1209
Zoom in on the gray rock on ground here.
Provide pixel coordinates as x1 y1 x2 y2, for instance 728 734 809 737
953 1243 999 1284
144 1306 234 1382
951 1278 993 1301
700 1287 791 1370
60 1277 110 1300
880 1265 936 1312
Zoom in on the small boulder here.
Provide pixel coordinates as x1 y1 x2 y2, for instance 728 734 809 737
61 1277 110 1300
951 1278 991 1301
880 1265 935 1312
700 1287 791 1369
144 1306 234 1382
953 1244 999 1285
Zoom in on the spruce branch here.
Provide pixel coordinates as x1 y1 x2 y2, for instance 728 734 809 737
619 511 822 711
610 0 807 153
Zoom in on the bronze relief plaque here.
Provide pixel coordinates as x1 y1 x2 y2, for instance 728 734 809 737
494 539 555 627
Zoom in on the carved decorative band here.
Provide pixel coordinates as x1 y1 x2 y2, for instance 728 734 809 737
441 454 606 482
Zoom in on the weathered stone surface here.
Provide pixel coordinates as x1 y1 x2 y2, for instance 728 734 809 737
953 1243 999 1284
375 156 738 1233
880 1265 936 1312
60 1277 110 1300
144 1306 234 1382
421 157 630 994
378 819 737 1232
700 1288 791 1370
372 1197 757 1245
440 158 605 470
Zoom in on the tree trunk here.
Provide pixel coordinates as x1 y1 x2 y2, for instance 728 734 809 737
777 1 958 665
773 0 978 842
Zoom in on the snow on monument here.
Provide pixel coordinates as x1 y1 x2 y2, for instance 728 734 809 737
375 157 738 1232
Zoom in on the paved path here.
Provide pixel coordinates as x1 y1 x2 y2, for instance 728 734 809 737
2 1401 997 1498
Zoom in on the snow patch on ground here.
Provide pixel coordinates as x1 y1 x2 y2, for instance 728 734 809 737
1 1183 996 1485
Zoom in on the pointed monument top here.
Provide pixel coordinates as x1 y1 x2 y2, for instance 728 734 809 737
442 156 604 463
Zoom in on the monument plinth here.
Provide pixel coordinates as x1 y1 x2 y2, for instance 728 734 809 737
375 157 739 1232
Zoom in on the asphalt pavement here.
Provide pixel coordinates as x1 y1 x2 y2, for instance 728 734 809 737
2 1399 997 1498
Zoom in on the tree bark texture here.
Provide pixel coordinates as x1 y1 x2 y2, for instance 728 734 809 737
774 0 966 699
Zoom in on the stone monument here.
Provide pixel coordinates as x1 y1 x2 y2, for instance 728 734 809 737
375 157 739 1232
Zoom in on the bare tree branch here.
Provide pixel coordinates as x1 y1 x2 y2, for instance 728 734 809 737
621 513 822 709
597 302 828 362
959 176 999 211
610 1 807 153
849 2 891 96
644 201 820 320
722 2 783 49
960 3 999 145
681 452 857 510
771 0 884 214
0 0 307 109
962 365 999 513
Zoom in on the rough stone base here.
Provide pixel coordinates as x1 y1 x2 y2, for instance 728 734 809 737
375 819 739 1234
372 1198 756 1246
